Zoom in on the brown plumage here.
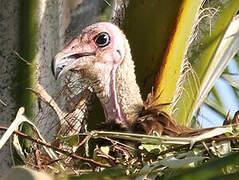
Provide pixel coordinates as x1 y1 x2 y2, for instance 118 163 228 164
51 22 195 136
133 93 194 136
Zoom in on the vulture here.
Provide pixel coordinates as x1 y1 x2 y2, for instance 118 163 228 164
52 22 197 136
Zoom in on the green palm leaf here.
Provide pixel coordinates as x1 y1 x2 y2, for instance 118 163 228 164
120 0 204 116
173 2 239 125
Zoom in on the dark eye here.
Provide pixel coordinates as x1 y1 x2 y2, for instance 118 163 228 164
94 32 110 47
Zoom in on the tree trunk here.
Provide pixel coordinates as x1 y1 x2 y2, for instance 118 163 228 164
0 0 20 176
0 0 112 175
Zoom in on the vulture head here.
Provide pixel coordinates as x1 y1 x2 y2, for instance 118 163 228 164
52 22 143 129
52 23 125 80
52 22 195 136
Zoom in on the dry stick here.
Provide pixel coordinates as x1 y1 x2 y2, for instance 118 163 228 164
97 151 116 162
0 126 110 168
43 158 62 166
27 85 67 120
157 136 239 156
104 0 111 6
28 84 92 136
14 51 33 66
201 141 210 154
77 135 91 148
96 152 117 167
2 123 239 166
34 149 43 171
103 136 135 150
0 98 7 106
201 141 214 158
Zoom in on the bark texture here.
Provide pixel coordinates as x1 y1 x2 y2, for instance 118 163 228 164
0 0 20 176
0 0 111 175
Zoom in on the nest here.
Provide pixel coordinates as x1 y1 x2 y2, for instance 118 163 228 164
1 104 239 179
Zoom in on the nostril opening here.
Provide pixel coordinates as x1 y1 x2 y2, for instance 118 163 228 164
72 54 82 59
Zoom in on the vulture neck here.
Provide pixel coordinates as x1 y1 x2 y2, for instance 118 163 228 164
93 38 143 128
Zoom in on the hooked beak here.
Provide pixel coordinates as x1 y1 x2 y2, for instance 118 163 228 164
51 51 95 79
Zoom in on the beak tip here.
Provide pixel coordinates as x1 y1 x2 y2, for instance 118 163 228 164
51 57 58 80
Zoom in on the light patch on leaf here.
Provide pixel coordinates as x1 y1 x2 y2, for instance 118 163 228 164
160 152 206 168
100 146 110 155
210 140 231 157
139 144 167 153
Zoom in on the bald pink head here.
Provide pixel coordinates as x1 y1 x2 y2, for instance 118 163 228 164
52 22 126 79
52 22 143 129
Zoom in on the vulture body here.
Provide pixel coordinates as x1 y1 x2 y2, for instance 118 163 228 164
52 22 193 136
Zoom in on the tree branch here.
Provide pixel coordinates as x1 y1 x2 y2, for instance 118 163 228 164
0 126 110 168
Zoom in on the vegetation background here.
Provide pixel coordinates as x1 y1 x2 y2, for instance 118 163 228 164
0 0 239 179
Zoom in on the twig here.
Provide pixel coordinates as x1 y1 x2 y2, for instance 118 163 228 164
14 51 33 65
34 149 43 171
104 0 111 6
97 151 116 162
29 84 92 136
0 126 110 168
157 136 239 156
2 122 239 168
77 135 91 148
201 141 210 153
102 136 135 150
210 136 239 142
158 144 189 156
201 141 214 158
88 131 193 145
43 159 61 166
87 122 239 146
0 98 7 106
27 85 66 120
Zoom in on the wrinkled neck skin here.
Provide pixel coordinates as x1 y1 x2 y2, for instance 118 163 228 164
86 39 143 128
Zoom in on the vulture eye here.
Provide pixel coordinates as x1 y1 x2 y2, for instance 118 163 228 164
94 32 110 47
